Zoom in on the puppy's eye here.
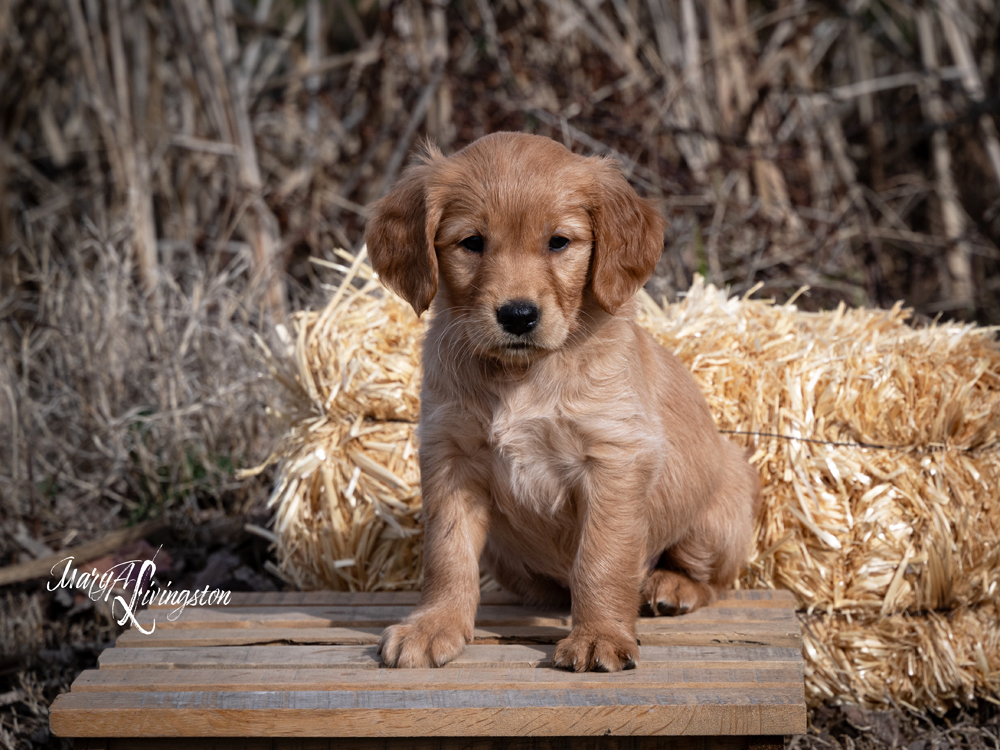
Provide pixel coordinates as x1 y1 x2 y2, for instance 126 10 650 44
548 236 570 251
460 236 484 253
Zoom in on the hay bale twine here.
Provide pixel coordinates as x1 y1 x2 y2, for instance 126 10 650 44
258 253 1000 709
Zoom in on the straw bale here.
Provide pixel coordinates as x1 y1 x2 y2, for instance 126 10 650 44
634 279 1000 616
264 256 1000 705
801 603 999 712
261 253 426 591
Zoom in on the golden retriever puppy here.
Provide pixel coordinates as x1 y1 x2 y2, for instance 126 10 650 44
365 132 760 672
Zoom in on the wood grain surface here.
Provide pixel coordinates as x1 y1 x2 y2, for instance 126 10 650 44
74 734 772 749
51 686 807 737
51 590 808 740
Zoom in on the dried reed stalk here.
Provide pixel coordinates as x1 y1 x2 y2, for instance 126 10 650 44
916 9 973 313
179 0 287 319
66 0 159 296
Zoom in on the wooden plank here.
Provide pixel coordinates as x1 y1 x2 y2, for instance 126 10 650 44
93 737 756 750
147 589 796 610
136 605 573 629
136 605 795 630
71 666 805 692
49 687 808 737
148 590 523 609
114 627 386 648
61 590 805 744
98 644 805 671
114 620 801 649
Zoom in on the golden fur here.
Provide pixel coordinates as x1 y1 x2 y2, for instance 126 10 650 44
365 132 760 672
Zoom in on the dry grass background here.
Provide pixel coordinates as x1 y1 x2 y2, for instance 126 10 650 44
2 0 1000 747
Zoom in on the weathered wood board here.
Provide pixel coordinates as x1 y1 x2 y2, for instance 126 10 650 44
50 589 807 744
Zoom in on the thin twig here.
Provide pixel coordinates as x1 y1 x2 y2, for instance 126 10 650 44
378 63 445 198
917 9 974 312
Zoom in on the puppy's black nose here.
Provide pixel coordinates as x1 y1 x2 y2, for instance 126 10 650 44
496 300 540 336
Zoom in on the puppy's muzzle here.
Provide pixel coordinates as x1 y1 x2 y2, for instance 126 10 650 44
496 300 540 336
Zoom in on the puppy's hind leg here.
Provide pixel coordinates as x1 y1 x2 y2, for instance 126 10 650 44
641 567 715 616
644 454 760 617
642 526 744 616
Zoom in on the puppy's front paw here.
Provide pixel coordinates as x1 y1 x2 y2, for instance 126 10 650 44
553 628 638 672
378 613 469 668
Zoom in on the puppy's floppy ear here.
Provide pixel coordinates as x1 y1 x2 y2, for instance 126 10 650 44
588 157 666 314
365 155 440 316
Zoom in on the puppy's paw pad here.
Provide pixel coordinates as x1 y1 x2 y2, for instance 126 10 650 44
553 630 638 672
378 618 468 668
641 570 713 617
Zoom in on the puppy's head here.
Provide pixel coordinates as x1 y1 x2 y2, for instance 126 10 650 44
365 132 664 360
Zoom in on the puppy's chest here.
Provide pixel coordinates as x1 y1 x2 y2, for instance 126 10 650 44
485 399 587 515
